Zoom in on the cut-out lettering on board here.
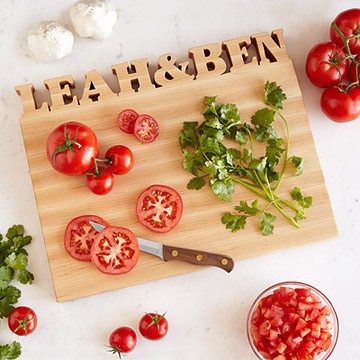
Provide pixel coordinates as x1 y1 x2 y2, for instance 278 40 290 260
15 30 288 114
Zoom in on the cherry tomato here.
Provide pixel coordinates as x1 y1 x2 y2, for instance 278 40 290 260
90 226 139 275
64 215 109 262
320 85 360 123
136 184 183 233
105 145 135 175
86 167 114 195
109 326 137 356
139 312 169 341
46 121 99 175
8 306 37 336
305 42 349 88
330 8 360 54
134 114 159 143
117 109 139 134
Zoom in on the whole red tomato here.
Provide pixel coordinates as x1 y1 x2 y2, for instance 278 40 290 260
108 326 137 357
8 306 37 336
46 121 99 175
321 86 360 122
86 167 114 195
306 42 349 88
139 312 169 341
105 145 135 175
330 8 360 54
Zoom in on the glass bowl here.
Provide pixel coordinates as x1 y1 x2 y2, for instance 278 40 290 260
246 281 339 360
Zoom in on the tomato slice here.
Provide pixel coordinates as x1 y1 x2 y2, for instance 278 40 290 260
136 184 183 233
64 215 109 262
90 226 139 275
133 114 159 143
117 109 139 134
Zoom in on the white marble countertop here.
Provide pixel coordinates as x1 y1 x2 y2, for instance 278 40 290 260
1 0 359 359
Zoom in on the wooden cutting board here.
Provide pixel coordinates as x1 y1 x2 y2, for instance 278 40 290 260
16 30 337 302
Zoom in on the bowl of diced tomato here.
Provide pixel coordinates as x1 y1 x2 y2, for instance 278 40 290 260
247 281 339 360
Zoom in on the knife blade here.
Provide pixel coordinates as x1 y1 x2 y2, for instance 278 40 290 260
89 221 234 273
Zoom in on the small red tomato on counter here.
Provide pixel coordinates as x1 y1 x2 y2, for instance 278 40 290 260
86 166 114 195
321 85 360 122
139 312 169 341
8 306 37 336
136 184 183 233
64 215 109 262
46 121 99 175
108 326 137 358
105 145 135 175
247 282 338 360
90 226 139 275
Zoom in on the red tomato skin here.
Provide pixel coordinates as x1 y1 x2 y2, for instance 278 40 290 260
136 184 183 233
46 121 99 175
134 114 159 143
139 313 169 341
109 326 137 353
330 8 360 54
90 226 139 275
86 168 114 195
64 215 109 262
8 306 37 336
105 145 135 175
348 54 360 83
321 86 360 123
306 42 349 88
117 109 139 134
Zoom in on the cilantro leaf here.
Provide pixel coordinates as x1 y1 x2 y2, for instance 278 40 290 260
264 81 287 110
17 269 35 285
0 341 21 360
0 285 21 318
179 121 199 149
251 108 275 126
210 179 234 201
291 187 312 209
260 212 277 236
234 200 261 215
0 267 14 290
5 253 28 271
221 212 248 232
291 156 304 176
187 177 206 190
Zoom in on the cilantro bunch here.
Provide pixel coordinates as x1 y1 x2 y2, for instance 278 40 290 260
179 81 312 235
0 225 35 359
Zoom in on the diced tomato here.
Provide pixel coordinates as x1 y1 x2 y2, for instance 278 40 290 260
249 285 335 360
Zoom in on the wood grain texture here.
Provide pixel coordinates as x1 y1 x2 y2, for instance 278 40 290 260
18 55 337 302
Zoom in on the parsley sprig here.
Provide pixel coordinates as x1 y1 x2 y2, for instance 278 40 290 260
0 225 34 359
179 81 312 235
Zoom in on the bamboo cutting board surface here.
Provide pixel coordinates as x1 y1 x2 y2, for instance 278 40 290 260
17 31 337 302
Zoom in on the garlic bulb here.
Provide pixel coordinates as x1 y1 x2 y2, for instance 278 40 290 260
70 0 118 40
27 21 74 62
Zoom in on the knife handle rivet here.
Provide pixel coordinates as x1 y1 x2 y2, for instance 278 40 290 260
221 258 229 266
196 254 203 261
171 250 179 257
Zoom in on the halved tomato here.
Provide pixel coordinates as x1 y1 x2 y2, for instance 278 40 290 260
136 184 183 233
117 109 139 134
134 114 159 143
64 215 109 261
90 226 139 275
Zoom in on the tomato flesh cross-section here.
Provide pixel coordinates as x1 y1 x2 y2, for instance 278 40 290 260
64 215 109 262
90 226 139 275
134 114 159 143
136 184 183 233
117 109 139 134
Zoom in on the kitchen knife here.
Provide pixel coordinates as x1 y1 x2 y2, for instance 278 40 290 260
89 221 234 273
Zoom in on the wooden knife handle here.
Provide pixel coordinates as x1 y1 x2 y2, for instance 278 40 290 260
162 245 234 273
